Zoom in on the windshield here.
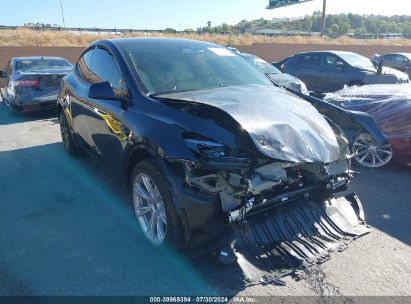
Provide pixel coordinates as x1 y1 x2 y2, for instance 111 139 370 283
338 53 375 70
16 59 72 71
121 43 272 94
243 54 281 75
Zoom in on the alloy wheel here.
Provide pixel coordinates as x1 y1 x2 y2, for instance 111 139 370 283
133 173 167 245
352 133 393 168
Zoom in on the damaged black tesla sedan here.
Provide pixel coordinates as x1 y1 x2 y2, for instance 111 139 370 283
58 39 370 265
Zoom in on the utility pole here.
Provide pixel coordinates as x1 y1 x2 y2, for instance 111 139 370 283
60 0 66 28
320 0 326 36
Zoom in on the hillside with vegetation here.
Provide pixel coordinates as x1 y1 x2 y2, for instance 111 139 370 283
201 13 411 38
1 13 411 47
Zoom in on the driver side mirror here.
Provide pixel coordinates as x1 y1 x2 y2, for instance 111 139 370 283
0 70 6 78
88 81 128 110
335 62 344 69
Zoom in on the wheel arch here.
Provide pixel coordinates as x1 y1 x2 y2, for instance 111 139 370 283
124 145 192 243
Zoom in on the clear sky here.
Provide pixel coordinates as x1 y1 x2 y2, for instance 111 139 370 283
1 0 409 30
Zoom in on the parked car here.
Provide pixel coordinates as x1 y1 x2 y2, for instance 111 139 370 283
240 53 308 94
272 56 291 71
0 57 73 114
372 53 411 72
325 84 411 167
281 51 409 93
57 38 370 269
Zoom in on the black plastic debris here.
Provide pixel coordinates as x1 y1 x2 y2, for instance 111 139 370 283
198 192 371 286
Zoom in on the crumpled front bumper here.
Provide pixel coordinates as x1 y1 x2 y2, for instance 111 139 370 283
214 192 371 281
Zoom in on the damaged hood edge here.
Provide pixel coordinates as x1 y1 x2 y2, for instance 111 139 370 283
157 85 341 163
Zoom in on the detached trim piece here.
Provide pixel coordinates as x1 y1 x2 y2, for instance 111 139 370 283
220 192 370 280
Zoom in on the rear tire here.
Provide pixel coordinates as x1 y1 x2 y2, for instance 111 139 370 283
59 112 79 157
131 159 184 249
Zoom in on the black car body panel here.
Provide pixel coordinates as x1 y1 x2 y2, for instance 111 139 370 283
282 51 409 93
1 57 73 112
58 38 370 254
157 84 340 163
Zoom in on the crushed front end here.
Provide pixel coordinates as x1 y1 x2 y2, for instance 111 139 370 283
156 85 371 279
176 132 370 279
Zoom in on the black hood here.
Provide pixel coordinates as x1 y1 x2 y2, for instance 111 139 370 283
158 85 341 163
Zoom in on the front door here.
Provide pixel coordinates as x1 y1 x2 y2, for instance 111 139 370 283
319 54 347 92
81 47 130 177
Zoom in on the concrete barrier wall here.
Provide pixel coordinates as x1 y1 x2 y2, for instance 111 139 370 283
1 43 410 69
0 46 83 69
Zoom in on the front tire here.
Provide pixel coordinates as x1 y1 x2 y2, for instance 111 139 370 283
59 112 79 156
131 160 184 248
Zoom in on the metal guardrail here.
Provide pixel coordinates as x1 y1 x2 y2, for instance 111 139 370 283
0 25 164 33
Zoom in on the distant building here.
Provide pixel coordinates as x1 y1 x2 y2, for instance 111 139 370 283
379 33 403 40
253 28 320 37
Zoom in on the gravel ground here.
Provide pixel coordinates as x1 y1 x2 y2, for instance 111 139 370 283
0 101 410 300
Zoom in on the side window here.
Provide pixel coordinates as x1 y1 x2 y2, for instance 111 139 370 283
384 54 393 61
322 55 341 69
299 54 322 67
394 55 406 63
77 48 94 82
90 47 126 95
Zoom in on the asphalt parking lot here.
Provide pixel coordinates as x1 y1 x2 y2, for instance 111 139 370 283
0 100 410 299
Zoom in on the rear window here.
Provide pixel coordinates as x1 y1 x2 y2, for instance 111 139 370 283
16 59 72 71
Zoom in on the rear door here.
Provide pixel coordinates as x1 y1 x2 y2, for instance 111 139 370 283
318 54 348 92
382 54 395 69
291 53 323 92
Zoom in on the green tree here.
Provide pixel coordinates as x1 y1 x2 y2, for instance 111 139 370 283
329 24 340 37
339 21 350 35
303 16 313 31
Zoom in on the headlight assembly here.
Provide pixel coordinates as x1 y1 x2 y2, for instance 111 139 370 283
183 135 254 167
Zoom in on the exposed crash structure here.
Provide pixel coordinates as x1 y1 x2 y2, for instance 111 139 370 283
157 85 371 275
58 38 373 281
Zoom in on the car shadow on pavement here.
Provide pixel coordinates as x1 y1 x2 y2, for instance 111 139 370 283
1 139 410 296
347 164 411 246
0 142 244 296
0 101 58 126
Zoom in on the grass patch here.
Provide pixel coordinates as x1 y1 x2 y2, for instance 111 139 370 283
1 29 411 47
